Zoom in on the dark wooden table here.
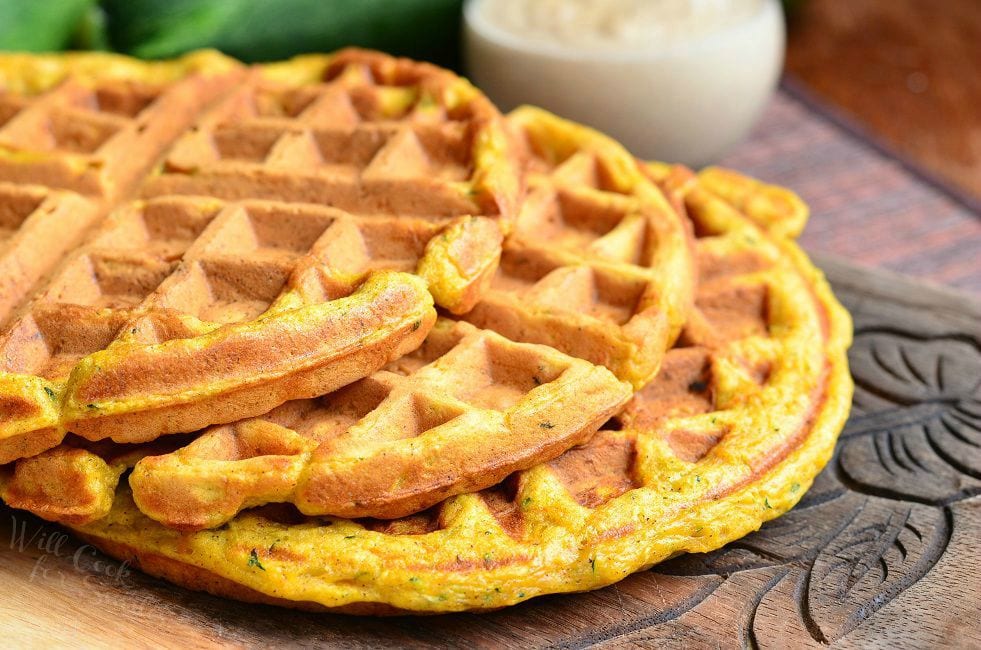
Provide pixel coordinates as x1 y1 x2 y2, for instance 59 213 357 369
784 0 981 202
719 85 981 295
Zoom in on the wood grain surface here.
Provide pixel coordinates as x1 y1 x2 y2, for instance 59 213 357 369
719 90 981 295
1 257 979 649
785 0 981 201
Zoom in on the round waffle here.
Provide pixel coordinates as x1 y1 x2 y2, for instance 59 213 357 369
53 154 851 613
463 107 695 388
0 49 522 464
0 50 242 199
3 318 631 527
143 48 522 314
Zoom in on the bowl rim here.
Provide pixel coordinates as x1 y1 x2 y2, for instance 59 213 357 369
463 0 782 63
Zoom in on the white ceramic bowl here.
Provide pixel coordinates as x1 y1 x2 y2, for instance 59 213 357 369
464 0 785 165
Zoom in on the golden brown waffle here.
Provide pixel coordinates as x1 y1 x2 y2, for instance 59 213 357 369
13 319 627 528
0 51 241 199
0 182 101 326
3 157 850 613
0 47 849 615
0 49 525 465
0 195 440 463
695 165 808 239
0 51 242 344
461 108 695 389
142 49 521 313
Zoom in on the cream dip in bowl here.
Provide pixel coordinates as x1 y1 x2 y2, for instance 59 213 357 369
464 0 784 165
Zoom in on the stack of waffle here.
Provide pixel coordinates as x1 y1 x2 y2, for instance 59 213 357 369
0 49 851 613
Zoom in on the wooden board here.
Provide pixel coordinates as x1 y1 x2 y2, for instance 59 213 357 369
718 90 981 295
785 0 981 202
1 256 979 649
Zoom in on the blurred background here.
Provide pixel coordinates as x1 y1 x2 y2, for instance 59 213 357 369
1 0 979 292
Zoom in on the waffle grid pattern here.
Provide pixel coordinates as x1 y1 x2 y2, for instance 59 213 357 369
0 49 531 465
123 319 630 529
0 182 102 327
0 50 240 199
462 108 695 389
54 155 851 613
142 52 520 312
0 50 850 617
0 192 444 462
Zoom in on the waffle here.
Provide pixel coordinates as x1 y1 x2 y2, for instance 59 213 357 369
9 319 626 528
0 49 524 464
25 159 850 613
0 46 849 615
142 49 521 313
0 51 241 341
0 194 440 463
694 165 808 239
0 51 241 199
0 183 101 326
461 107 695 388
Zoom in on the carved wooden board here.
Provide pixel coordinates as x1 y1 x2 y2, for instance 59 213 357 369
1 257 979 648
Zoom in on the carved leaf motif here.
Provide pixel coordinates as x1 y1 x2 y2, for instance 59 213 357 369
839 402 981 504
849 330 981 409
749 569 824 649
804 498 949 643
841 329 981 504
